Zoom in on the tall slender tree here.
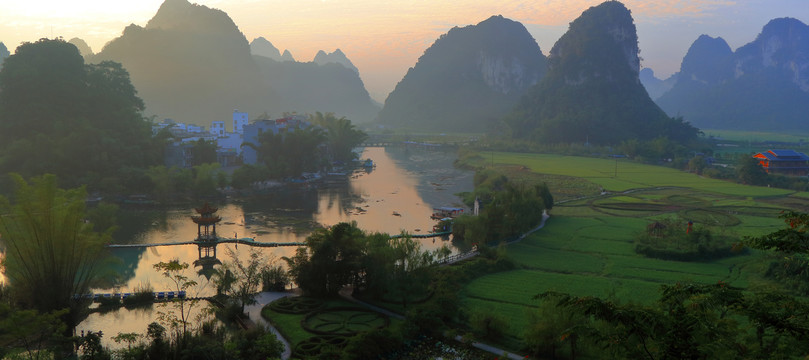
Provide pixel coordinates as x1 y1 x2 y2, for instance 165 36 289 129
0 174 112 328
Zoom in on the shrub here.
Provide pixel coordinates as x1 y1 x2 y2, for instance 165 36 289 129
261 265 290 292
634 217 740 261
341 328 403 360
469 311 508 341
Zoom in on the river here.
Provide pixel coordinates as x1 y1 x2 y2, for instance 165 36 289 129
75 146 474 341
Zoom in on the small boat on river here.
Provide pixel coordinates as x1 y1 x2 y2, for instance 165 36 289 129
431 207 463 220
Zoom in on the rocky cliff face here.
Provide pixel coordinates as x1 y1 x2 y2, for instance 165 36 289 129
476 50 541 94
377 15 546 132
505 1 696 145
657 17 809 130
735 18 809 91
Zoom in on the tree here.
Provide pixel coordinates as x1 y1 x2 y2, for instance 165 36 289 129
284 222 365 297
736 155 768 185
0 304 67 360
0 174 111 328
230 164 269 190
309 112 368 163
0 39 158 188
0 42 8 67
388 234 435 309
191 163 222 197
153 260 199 336
243 126 326 178
746 210 809 255
219 248 267 312
188 139 218 166
525 293 586 359
534 282 793 360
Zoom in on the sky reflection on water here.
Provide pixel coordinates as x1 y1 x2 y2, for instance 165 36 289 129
78 146 473 341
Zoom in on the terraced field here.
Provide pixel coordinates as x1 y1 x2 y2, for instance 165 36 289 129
460 152 807 346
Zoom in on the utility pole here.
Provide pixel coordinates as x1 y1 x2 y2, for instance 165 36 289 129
614 157 618 178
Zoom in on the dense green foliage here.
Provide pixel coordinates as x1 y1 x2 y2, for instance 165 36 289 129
378 15 546 132
536 282 809 359
453 170 552 246
284 222 439 303
736 155 769 186
245 126 326 178
747 210 809 295
240 113 366 181
0 304 69 359
188 139 218 166
0 39 160 189
0 174 112 328
284 222 366 297
505 1 699 145
309 112 368 163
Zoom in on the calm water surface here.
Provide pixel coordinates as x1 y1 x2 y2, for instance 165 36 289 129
78 146 473 341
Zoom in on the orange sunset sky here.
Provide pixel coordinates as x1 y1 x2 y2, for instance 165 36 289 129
1 0 807 102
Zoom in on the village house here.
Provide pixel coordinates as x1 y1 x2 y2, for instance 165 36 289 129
753 149 809 176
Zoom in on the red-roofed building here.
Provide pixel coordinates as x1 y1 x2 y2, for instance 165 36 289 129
753 149 809 176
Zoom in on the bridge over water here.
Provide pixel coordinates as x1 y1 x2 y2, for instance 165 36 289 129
105 231 452 249
359 134 477 148
105 238 306 249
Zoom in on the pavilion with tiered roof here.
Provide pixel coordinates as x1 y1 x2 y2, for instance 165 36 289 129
192 202 221 242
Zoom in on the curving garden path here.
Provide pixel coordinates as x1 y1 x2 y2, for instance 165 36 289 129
244 291 297 359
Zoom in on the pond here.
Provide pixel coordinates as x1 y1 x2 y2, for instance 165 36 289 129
76 146 474 342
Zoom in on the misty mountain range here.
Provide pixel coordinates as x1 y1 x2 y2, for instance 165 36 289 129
1 0 807 134
641 18 809 131
90 0 378 128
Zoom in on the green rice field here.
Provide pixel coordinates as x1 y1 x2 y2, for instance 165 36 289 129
460 152 807 346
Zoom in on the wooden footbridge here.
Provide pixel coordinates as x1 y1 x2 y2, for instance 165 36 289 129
106 230 452 249
106 237 306 249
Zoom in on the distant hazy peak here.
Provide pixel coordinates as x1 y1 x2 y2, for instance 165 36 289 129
313 48 358 73
639 67 656 78
250 37 282 60
68 37 94 58
146 0 240 35
281 49 295 62
678 34 733 83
